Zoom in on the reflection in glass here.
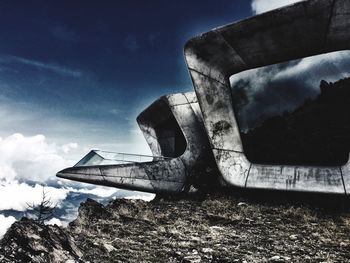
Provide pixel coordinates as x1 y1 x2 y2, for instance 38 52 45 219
230 51 350 166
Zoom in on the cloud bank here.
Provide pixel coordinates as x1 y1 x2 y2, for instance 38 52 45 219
0 182 69 211
0 133 154 237
251 0 304 14
0 133 76 183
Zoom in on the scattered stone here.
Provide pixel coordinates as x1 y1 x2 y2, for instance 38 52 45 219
289 234 298 241
201 247 213 253
0 218 82 263
183 255 201 263
103 243 116 253
269 255 281 261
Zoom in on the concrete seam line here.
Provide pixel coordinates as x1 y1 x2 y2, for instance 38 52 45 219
324 0 337 48
96 174 184 183
214 30 248 69
213 148 243 154
339 167 347 195
188 67 229 87
244 163 252 188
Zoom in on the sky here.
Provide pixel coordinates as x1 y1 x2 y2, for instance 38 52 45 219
230 50 350 132
0 0 303 237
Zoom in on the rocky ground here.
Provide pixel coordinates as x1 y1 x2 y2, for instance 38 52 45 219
1 191 350 262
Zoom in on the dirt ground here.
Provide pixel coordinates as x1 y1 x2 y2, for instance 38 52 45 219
1 190 350 262
69 191 350 262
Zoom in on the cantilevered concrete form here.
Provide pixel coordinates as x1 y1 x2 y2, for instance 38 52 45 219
57 92 218 193
58 0 350 196
184 0 350 194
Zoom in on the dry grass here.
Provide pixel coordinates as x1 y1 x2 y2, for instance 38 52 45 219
65 194 350 262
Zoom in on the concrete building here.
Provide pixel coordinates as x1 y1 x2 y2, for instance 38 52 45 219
58 0 350 195
57 92 219 193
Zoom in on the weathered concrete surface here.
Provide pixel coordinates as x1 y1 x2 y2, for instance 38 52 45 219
185 0 350 194
58 0 350 195
57 92 218 193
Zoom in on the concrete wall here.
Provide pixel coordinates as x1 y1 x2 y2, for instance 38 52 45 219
185 0 350 194
57 92 219 193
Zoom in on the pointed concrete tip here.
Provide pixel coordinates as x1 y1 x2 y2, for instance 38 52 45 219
56 168 70 179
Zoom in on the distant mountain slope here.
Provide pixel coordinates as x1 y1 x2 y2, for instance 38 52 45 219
242 78 350 166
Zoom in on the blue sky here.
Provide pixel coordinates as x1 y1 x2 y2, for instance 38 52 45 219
0 0 253 155
0 0 304 235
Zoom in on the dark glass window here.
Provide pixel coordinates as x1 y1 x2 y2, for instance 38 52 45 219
230 51 350 166
155 114 187 158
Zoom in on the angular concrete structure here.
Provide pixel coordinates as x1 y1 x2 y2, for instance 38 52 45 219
184 0 350 194
58 0 350 196
57 92 218 193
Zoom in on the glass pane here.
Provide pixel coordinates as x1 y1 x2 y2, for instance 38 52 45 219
230 50 350 166
74 150 167 167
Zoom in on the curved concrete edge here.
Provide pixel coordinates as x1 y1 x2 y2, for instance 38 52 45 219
187 70 243 152
137 92 219 188
185 0 350 195
57 92 219 193
214 149 347 194
341 156 350 194
57 158 186 193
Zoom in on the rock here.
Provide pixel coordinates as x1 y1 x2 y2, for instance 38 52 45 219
103 243 116 253
238 202 247 206
201 247 213 253
0 218 82 263
69 198 111 228
269 255 281 261
289 234 298 241
183 254 201 263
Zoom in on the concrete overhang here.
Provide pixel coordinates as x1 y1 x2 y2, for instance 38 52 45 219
185 0 350 194
57 92 218 193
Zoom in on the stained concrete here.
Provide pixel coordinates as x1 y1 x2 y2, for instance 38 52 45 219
57 92 219 193
185 0 350 194
58 0 350 195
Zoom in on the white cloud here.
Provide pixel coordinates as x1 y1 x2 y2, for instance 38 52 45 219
0 214 16 238
0 133 76 182
60 142 78 154
46 217 63 226
0 132 156 231
251 0 304 14
124 193 155 202
0 181 69 211
70 186 120 198
273 51 350 83
230 50 350 93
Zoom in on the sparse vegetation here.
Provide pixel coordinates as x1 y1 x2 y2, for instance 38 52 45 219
26 186 57 224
